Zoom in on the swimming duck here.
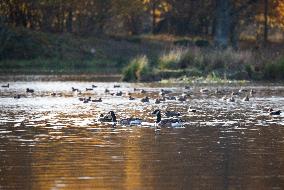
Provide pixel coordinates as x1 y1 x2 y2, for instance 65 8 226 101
152 109 183 128
114 85 120 88
86 88 93 91
26 88 34 93
141 96 150 103
72 87 79 92
98 111 117 122
92 98 102 102
250 89 256 96
178 96 187 102
105 88 110 93
92 85 98 88
227 96 235 102
165 110 181 117
116 91 123 96
14 95 21 99
140 89 147 94
160 89 172 96
200 88 209 94
188 107 197 113
166 96 176 100
120 118 142 126
155 99 161 104
50 92 56 97
268 108 281 116
129 96 135 100
1 83 9 88
83 97 91 103
242 95 249 101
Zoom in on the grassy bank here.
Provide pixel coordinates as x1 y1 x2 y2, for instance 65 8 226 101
1 26 284 81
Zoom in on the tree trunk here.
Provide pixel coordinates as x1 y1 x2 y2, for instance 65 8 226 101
263 0 268 46
214 0 231 48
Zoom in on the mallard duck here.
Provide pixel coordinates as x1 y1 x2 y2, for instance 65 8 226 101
98 111 117 122
141 96 149 103
269 108 281 116
92 98 102 102
1 83 9 88
152 109 183 128
26 88 34 93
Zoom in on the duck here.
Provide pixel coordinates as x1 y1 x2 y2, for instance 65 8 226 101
50 92 56 97
242 95 249 101
92 85 98 88
238 88 248 93
105 88 110 93
152 109 183 128
250 89 256 96
155 99 161 104
1 83 9 88
114 85 120 88
14 94 21 99
188 107 197 113
160 89 172 96
165 110 181 117
86 88 93 91
227 96 235 102
185 85 191 90
92 98 102 102
26 88 34 93
268 108 281 116
141 96 150 103
140 89 147 94
129 96 135 100
166 96 176 100
200 88 209 94
83 97 91 103
178 96 187 102
98 111 117 122
116 91 123 96
120 118 142 126
72 87 79 92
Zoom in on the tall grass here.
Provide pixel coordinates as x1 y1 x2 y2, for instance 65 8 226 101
122 55 150 82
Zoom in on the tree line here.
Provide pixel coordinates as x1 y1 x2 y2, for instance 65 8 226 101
0 0 284 47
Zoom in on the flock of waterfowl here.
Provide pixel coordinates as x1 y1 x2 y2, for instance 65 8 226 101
1 82 282 129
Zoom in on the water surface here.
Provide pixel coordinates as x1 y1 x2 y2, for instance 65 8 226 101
0 81 284 190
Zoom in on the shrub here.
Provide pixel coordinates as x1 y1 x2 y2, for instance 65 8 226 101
158 49 185 69
264 58 284 79
122 55 150 82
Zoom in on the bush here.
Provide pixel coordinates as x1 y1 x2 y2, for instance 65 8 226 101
264 58 284 79
122 55 150 82
158 49 185 69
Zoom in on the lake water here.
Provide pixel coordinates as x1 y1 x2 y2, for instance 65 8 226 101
0 81 284 190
